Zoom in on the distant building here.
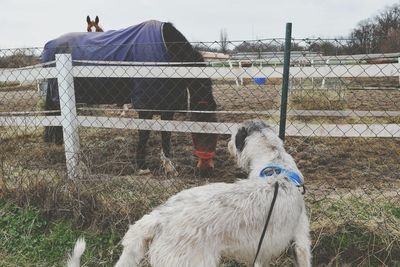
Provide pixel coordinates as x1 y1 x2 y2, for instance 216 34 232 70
200 51 230 62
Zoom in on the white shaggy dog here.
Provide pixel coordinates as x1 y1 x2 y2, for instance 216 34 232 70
68 120 311 267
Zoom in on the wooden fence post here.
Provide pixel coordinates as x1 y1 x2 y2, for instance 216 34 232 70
55 54 80 178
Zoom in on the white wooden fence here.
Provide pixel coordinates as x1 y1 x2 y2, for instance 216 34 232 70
1 54 400 178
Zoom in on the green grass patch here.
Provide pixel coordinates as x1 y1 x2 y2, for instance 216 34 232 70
387 205 400 219
308 194 400 266
0 200 121 267
1 158 399 267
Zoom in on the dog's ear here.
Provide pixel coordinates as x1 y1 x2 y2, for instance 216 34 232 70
87 16 91 23
95 16 99 24
235 126 248 152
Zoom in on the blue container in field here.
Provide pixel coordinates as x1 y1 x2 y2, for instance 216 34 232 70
254 77 266 85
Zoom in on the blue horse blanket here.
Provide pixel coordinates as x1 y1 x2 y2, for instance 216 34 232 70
42 20 187 110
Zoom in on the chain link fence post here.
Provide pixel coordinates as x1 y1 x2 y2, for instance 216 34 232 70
279 23 292 142
55 53 80 178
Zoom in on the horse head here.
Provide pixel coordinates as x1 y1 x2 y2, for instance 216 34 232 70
86 16 103 32
189 78 219 177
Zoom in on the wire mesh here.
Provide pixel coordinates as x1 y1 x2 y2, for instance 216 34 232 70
0 37 399 265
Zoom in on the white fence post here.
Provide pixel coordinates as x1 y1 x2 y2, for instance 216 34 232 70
239 61 244 86
311 59 314 87
55 54 80 179
398 57 400 86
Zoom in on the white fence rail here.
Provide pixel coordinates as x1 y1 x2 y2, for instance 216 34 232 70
2 59 400 82
1 53 400 178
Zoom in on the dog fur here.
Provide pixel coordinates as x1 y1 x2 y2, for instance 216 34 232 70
69 120 311 267
67 237 86 267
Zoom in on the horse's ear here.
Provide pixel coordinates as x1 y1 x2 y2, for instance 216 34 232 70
87 16 91 23
95 16 99 24
235 127 248 152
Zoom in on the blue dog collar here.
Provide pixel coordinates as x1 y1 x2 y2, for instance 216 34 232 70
259 164 304 188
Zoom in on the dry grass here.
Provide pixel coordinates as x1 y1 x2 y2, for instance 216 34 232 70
1 170 399 266
1 128 399 266
0 53 40 68
0 167 200 230
308 192 400 266
289 89 347 110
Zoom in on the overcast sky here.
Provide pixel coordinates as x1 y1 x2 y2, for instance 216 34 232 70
0 0 399 49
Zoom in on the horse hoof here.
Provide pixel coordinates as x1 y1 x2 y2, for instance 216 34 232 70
163 161 179 176
160 151 178 176
138 169 151 175
165 167 179 177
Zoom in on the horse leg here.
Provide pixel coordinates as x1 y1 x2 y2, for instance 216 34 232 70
44 82 63 144
160 112 174 157
160 112 178 176
136 111 153 175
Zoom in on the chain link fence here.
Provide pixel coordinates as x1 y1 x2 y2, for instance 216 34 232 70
0 34 399 265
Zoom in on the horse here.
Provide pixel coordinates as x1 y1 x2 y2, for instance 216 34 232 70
42 20 218 177
86 16 103 32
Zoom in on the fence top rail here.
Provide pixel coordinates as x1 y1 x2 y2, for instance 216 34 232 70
0 65 58 82
1 63 399 82
1 53 400 83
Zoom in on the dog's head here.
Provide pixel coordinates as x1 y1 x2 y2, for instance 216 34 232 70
228 120 284 171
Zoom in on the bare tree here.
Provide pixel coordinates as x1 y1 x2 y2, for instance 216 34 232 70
381 28 400 53
375 4 400 37
348 19 377 53
348 3 400 53
220 28 229 54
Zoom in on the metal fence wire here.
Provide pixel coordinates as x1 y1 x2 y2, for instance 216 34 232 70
0 35 399 265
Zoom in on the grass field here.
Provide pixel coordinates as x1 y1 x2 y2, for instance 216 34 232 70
1 187 399 266
1 126 399 265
